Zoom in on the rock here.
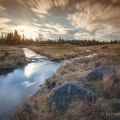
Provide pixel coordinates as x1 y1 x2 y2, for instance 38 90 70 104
49 81 96 110
51 58 60 62
85 65 116 80
114 99 120 107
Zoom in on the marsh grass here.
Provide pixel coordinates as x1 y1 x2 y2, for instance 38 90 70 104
26 44 120 61
27 44 90 61
102 71 120 99
0 45 26 70
64 99 113 120
12 91 55 120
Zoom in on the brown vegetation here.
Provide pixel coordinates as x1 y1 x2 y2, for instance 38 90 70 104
0 45 26 70
64 100 112 120
26 44 120 64
102 71 120 99
27 44 91 61
12 92 55 120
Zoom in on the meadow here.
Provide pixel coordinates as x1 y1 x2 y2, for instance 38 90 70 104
27 44 91 62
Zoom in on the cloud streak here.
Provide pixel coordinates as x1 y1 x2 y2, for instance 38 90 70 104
66 0 120 40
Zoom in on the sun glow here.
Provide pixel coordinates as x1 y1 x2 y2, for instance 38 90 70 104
16 25 39 39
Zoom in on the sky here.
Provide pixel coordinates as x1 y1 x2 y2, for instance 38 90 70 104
0 0 120 41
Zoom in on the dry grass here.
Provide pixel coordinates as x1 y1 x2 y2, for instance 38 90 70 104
87 44 120 55
56 58 90 76
12 87 57 120
90 54 120 70
26 44 120 62
0 45 26 70
44 57 92 90
64 99 113 120
44 44 120 98
102 71 120 99
27 44 91 61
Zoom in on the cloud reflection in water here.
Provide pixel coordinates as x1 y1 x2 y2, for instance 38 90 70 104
24 62 47 77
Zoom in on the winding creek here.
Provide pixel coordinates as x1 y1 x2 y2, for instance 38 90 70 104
0 48 96 120
0 48 66 120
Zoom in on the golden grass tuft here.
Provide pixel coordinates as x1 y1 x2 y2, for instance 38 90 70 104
64 99 112 120
102 71 120 99
90 54 120 69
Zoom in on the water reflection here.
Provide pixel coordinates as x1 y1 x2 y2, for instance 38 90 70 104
22 81 35 87
22 48 48 62
0 61 63 120
24 62 47 77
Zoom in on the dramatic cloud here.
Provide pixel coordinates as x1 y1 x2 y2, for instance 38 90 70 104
29 0 69 18
0 0 120 41
0 18 11 23
0 18 11 32
67 0 120 40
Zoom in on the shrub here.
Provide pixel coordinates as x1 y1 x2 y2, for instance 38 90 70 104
102 71 120 99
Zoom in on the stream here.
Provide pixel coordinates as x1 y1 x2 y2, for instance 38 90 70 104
0 48 96 120
0 48 66 120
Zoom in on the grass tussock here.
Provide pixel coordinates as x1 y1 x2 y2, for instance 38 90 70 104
0 45 26 70
102 71 120 99
12 92 55 120
64 99 112 120
56 58 90 76
90 54 120 69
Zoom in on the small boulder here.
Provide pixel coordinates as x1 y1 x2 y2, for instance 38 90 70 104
85 65 116 80
49 81 96 110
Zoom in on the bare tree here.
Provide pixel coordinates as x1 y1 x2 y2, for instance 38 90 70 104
38 32 43 42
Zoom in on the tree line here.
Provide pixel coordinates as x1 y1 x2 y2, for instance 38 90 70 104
0 30 120 46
